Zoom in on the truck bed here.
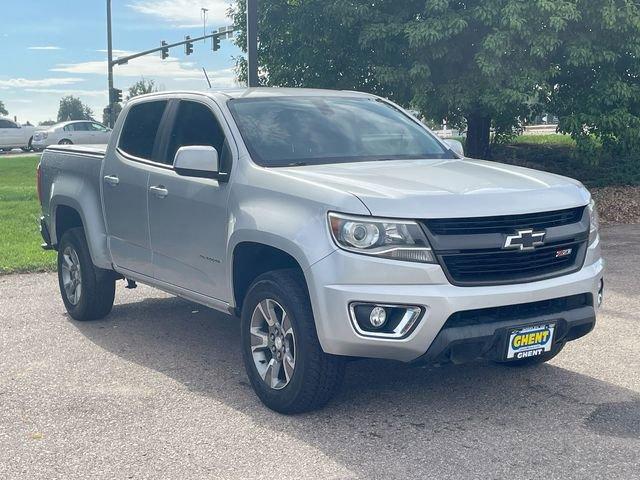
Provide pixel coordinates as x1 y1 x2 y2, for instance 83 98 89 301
45 144 107 157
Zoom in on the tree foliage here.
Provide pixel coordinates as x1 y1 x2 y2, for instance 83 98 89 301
128 78 157 99
38 120 56 126
548 0 640 158
57 96 93 122
231 0 640 159
0 100 7 116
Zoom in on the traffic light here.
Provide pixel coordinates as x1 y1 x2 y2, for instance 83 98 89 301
161 40 169 60
110 88 122 104
185 36 193 55
212 34 220 52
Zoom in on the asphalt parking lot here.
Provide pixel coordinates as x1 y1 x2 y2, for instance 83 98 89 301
1 225 638 479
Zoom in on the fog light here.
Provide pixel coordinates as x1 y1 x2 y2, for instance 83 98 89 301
349 302 424 338
369 306 387 328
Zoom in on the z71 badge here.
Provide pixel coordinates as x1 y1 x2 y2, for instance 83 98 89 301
506 324 555 360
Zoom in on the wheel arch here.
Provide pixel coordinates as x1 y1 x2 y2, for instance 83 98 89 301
50 194 111 269
231 240 310 314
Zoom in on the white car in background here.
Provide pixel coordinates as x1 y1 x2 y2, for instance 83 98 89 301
32 120 112 150
0 117 37 151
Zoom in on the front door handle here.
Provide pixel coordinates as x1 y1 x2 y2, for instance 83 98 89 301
103 175 119 186
149 185 168 198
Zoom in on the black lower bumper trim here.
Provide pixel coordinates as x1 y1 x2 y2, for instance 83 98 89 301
414 304 596 365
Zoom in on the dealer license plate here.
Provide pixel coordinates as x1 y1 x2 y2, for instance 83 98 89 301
505 323 555 360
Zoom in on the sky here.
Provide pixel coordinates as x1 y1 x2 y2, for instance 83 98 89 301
0 0 242 124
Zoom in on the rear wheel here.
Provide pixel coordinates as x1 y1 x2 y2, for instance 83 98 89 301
57 228 115 321
241 269 345 413
58 139 73 145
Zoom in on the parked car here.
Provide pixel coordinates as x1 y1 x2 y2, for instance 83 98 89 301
0 117 36 151
32 120 111 150
37 89 603 414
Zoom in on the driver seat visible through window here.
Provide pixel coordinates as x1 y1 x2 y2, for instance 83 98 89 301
166 101 230 170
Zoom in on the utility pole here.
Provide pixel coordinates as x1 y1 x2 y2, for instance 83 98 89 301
246 0 258 87
201 8 208 39
106 0 115 127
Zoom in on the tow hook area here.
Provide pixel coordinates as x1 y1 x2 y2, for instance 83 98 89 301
125 279 137 289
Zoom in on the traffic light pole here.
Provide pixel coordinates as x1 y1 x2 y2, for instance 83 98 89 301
246 0 258 87
106 0 115 128
105 0 235 127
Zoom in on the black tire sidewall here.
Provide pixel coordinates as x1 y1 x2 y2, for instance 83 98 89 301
57 228 114 321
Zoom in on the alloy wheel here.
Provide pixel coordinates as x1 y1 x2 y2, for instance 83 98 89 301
250 298 296 390
61 246 82 305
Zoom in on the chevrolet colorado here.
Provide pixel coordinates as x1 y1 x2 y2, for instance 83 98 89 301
38 89 604 413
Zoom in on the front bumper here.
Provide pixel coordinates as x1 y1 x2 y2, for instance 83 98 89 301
307 240 603 363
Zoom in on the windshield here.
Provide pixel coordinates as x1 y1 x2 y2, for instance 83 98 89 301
227 96 453 167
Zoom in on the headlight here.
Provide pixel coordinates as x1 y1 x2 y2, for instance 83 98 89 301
328 212 436 263
588 199 599 245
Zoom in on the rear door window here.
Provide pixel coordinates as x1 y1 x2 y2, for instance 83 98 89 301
119 101 168 161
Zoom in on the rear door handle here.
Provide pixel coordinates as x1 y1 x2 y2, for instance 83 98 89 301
103 175 119 186
149 185 168 198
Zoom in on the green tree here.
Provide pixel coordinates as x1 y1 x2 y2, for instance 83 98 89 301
57 96 93 122
38 120 56 126
229 1 587 158
102 102 122 125
0 100 7 116
232 1 640 159
128 78 157 99
548 0 640 158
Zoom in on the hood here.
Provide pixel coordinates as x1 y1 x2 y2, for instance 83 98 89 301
277 158 590 218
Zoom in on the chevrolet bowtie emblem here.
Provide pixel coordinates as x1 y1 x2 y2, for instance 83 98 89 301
503 229 546 251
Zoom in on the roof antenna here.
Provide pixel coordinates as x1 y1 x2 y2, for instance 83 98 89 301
202 67 212 88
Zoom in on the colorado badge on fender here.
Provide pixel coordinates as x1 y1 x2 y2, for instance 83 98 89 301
506 324 556 360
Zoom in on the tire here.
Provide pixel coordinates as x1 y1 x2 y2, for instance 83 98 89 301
21 137 33 152
57 227 116 321
241 269 345 414
58 139 73 145
494 342 565 367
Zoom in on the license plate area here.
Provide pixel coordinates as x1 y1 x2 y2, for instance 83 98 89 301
505 323 556 360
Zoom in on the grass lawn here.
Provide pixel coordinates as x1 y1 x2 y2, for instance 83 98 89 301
492 134 640 187
0 155 56 273
511 133 576 147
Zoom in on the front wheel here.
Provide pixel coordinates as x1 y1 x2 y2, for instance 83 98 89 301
58 139 73 145
57 228 116 321
241 269 345 414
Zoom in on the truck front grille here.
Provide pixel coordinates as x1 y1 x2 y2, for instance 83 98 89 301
421 207 589 286
440 240 585 286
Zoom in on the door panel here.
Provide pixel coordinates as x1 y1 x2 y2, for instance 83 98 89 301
0 120 21 145
102 151 152 276
148 99 232 300
149 169 229 298
102 100 169 277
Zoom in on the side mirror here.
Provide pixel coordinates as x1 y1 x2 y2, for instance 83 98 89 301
173 145 224 180
444 139 464 157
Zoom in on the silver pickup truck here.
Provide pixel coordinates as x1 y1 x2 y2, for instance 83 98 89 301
38 88 604 413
